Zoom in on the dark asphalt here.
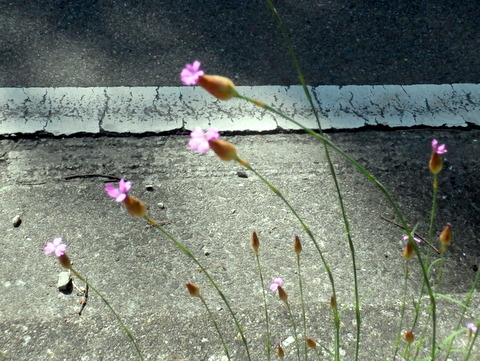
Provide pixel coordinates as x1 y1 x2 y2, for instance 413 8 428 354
0 0 479 87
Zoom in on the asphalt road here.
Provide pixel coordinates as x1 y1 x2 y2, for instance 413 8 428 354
1 0 479 87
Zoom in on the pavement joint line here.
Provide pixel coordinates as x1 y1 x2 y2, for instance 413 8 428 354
0 83 479 136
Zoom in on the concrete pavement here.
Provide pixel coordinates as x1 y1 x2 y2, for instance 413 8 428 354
1 128 480 360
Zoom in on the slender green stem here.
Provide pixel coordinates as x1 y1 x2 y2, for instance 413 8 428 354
444 269 480 360
237 160 341 361
464 321 480 361
70 268 145 361
392 262 411 361
237 94 437 359
254 251 272 360
283 299 301 361
428 174 439 245
144 216 252 361
262 2 362 359
296 253 308 361
198 294 231 360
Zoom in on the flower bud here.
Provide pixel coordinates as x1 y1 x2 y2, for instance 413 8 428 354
185 282 200 297
330 295 336 309
277 344 285 358
197 75 238 100
403 329 415 343
403 242 414 261
208 138 238 162
58 253 72 269
429 152 443 175
278 286 288 303
123 195 147 218
439 222 452 253
306 337 317 349
293 234 302 255
251 231 259 255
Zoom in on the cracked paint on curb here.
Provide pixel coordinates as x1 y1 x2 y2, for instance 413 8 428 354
0 84 479 136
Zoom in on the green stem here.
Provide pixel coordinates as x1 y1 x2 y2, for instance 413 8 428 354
464 321 480 361
254 252 272 361
238 160 341 360
144 217 252 361
444 269 480 360
284 299 301 361
392 262 410 361
237 94 437 360
198 294 231 360
428 174 439 245
262 1 362 358
70 268 145 361
296 254 308 361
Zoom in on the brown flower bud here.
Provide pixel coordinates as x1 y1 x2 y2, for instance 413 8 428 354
123 195 147 218
197 75 238 100
330 294 336 309
277 344 285 358
306 337 317 349
439 222 452 253
404 329 415 343
429 152 443 175
208 138 238 162
58 253 72 269
293 234 302 255
278 286 288 303
403 241 414 260
185 282 200 297
251 231 259 254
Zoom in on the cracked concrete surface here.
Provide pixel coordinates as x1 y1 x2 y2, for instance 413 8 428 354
0 84 479 136
1 131 479 360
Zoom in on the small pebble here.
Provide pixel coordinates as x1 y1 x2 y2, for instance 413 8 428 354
145 185 154 191
157 202 165 209
57 272 72 291
12 215 21 228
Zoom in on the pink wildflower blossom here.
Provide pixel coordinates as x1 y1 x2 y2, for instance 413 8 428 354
269 278 283 292
189 127 220 153
431 139 447 154
467 322 478 333
44 237 67 257
402 235 422 243
105 179 131 203
180 61 204 85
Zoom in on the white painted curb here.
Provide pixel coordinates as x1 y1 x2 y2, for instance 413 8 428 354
0 84 478 136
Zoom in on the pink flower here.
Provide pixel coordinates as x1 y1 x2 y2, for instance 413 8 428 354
44 237 67 257
105 179 132 203
189 127 220 153
431 139 447 154
467 322 477 333
181 61 205 85
269 278 283 292
402 235 422 243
